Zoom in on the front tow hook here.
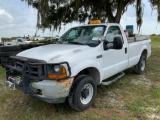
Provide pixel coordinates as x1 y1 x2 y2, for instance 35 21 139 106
5 81 15 90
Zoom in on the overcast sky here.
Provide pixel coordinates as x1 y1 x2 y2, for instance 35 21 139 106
0 0 160 38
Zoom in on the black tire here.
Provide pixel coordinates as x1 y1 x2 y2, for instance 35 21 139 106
0 51 21 57
134 54 147 74
32 44 44 47
19 44 32 50
1 57 8 67
0 46 20 52
68 75 97 111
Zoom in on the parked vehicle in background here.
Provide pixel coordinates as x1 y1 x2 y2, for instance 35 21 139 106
0 43 50 67
34 36 45 41
4 38 32 46
5 20 151 111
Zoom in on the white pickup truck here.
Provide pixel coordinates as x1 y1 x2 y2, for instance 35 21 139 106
4 38 32 46
34 36 45 41
5 21 151 111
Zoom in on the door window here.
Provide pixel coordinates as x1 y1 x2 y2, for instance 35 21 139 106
105 26 123 49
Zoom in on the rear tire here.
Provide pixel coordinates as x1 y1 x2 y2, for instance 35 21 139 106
134 54 146 74
68 75 97 111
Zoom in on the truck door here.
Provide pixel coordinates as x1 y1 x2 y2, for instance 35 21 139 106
102 26 128 79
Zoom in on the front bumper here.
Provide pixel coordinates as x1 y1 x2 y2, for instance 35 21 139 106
5 56 73 104
6 77 74 103
31 77 74 103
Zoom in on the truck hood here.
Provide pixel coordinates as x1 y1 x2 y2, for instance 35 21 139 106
17 44 91 62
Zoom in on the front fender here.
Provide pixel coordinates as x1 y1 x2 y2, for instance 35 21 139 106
71 59 103 82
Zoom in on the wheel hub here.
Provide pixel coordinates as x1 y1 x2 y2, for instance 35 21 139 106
80 83 93 105
81 88 89 99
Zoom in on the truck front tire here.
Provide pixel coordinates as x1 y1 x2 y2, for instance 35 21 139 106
68 75 97 111
134 54 146 74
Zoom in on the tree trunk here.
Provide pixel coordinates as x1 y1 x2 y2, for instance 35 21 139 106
108 1 130 23
115 1 124 23
108 16 116 23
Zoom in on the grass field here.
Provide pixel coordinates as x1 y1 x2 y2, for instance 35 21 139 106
0 36 160 120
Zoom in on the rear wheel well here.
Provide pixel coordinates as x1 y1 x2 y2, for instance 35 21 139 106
134 49 147 74
142 49 147 57
76 67 100 84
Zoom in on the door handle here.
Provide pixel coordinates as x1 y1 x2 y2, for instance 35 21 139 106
125 47 127 54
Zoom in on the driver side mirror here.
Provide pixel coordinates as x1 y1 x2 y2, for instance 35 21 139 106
103 36 123 50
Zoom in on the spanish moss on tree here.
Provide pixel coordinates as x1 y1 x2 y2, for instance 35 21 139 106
22 0 160 31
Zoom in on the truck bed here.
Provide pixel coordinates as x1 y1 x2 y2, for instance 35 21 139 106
127 35 150 43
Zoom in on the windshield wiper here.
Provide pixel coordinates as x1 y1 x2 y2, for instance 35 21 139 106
68 41 86 45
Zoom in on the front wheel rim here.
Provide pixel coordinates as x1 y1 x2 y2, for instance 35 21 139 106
80 83 93 105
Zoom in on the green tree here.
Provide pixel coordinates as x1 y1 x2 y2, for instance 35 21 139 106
22 0 160 31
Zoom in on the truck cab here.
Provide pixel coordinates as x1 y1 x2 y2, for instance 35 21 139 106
5 20 151 111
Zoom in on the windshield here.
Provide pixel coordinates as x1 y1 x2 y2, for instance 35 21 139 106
59 25 106 47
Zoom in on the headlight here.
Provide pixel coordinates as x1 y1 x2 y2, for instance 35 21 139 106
47 65 67 79
54 65 61 72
